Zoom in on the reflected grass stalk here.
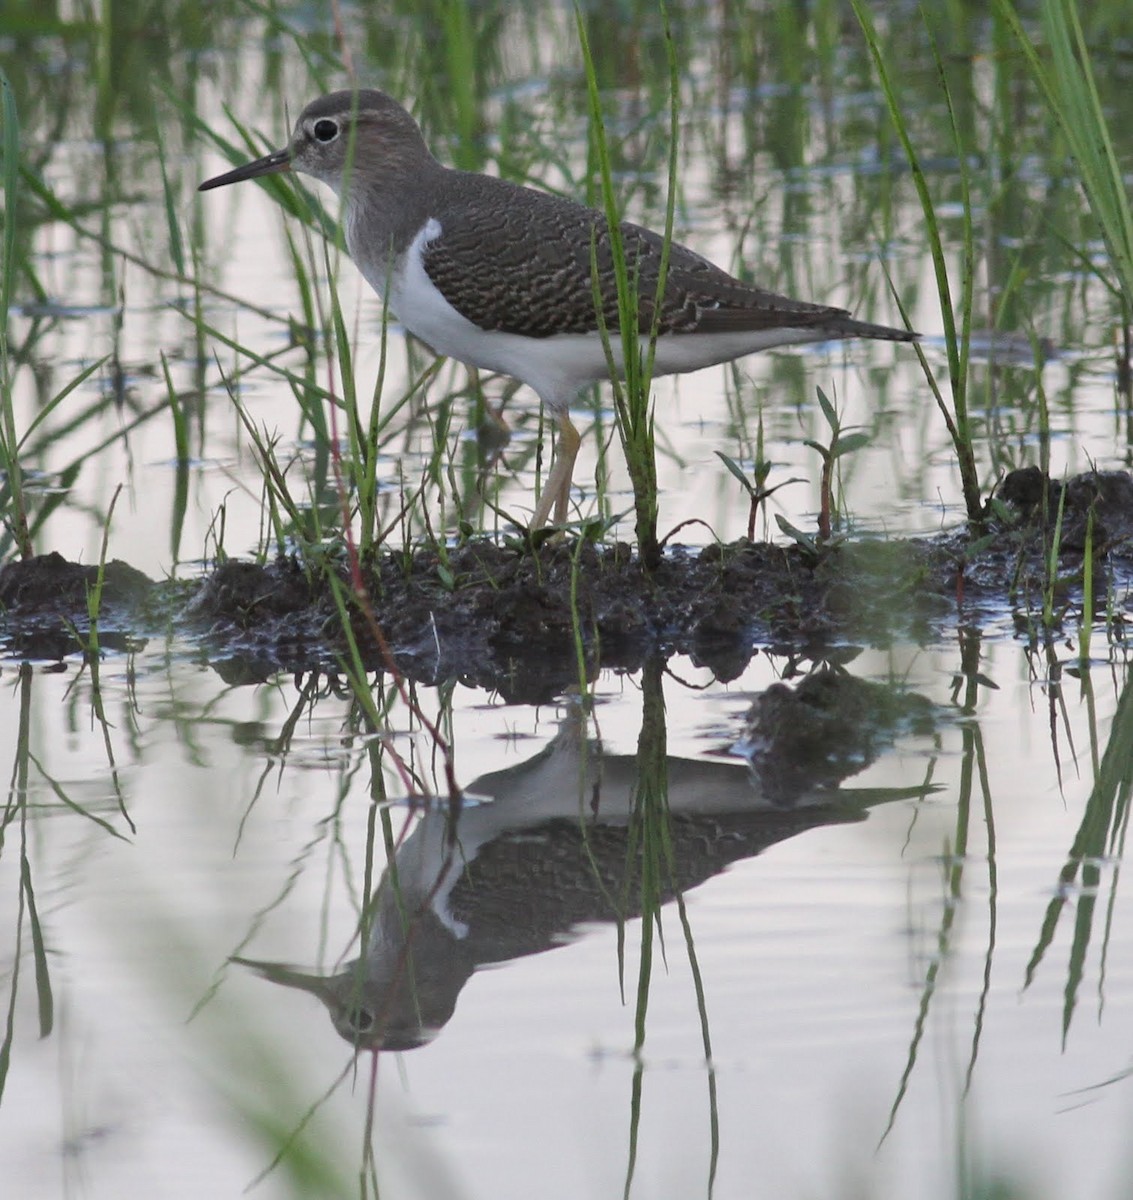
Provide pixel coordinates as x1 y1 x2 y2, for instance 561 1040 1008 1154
325 563 462 804
883 627 989 1143
1024 666 1133 1044
0 666 53 1103
621 656 669 1198
618 652 720 1195
76 483 135 833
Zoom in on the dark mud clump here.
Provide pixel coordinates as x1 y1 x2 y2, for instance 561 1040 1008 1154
0 550 156 661
2 468 1131 698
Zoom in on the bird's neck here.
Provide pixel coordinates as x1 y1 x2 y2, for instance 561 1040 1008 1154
341 155 447 281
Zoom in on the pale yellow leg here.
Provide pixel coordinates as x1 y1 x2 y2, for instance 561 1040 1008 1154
529 411 581 529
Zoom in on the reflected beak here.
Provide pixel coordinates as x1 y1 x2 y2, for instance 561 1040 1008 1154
198 147 291 191
230 955 333 999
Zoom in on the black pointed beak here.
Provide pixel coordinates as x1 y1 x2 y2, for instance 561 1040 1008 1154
198 147 291 191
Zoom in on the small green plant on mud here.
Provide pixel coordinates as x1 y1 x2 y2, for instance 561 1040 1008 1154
775 386 868 555
716 417 804 542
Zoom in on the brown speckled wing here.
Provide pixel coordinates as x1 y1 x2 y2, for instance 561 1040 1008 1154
420 172 900 342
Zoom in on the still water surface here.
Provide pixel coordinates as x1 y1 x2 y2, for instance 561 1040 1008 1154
4 643 1132 1198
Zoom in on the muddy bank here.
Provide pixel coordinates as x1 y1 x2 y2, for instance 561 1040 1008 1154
1 468 1130 700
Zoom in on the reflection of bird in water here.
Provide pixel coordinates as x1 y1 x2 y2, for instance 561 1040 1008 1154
235 671 932 1051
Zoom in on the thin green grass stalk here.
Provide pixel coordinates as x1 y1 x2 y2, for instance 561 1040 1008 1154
22 829 53 1044
361 269 396 555
966 695 998 1100
295 120 426 560
1042 481 1067 630
162 354 191 565
851 1 982 525
669 889 720 1192
156 136 185 278
325 565 462 804
322 249 366 545
324 576 390 734
439 0 480 168
204 495 228 565
11 357 106 455
568 535 592 704
83 482 123 662
314 90 377 567
1078 505 1094 665
421 391 459 526
1033 335 1052 484
648 689 719 1191
202 320 341 403
284 230 321 353
225 387 311 545
161 353 191 465
282 230 333 477
576 5 679 567
1081 629 1102 780
0 70 31 559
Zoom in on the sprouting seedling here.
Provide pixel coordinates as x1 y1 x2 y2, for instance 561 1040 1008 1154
804 385 870 542
716 416 803 541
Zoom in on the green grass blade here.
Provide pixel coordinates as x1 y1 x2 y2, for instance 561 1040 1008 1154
157 136 186 278
0 68 30 558
0 70 17 319
850 1 982 525
996 0 1133 309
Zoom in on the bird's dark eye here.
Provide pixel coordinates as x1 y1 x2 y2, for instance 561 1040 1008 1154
347 1006 375 1033
313 119 339 143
